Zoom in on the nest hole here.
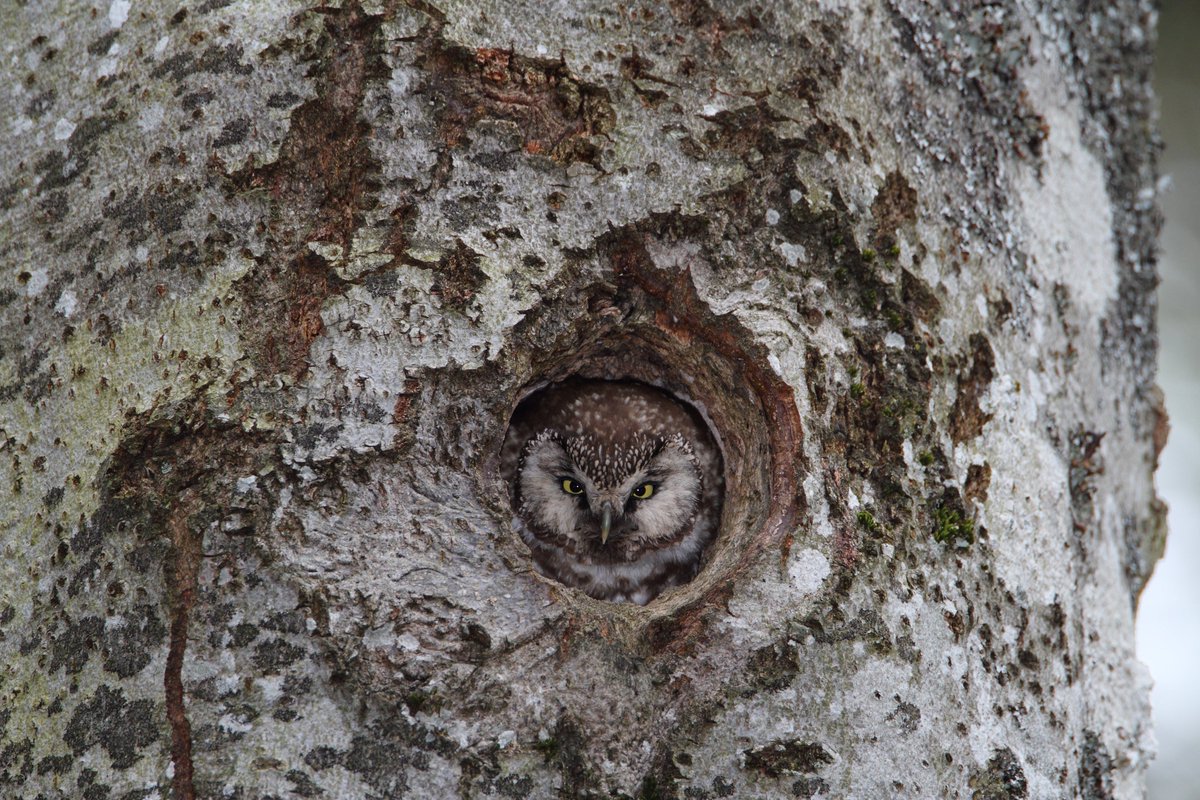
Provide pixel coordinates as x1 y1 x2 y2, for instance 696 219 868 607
497 298 802 630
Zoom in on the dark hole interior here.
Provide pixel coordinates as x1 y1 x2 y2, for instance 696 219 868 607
496 319 781 614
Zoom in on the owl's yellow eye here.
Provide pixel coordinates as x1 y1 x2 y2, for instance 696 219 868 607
561 478 584 495
631 483 655 500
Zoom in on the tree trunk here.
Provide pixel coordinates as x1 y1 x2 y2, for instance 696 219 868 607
0 1 1165 798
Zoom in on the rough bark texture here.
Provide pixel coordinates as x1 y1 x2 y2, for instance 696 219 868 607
0 1 1165 798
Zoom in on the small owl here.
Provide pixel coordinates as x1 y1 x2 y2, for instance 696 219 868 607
503 379 723 604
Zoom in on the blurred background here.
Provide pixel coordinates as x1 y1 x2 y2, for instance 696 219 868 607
1137 0 1199 796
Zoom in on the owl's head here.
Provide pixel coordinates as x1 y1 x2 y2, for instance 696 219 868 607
517 430 702 558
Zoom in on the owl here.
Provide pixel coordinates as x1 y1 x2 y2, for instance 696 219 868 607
502 379 723 604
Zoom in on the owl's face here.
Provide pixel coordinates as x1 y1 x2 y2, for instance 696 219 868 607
517 430 701 559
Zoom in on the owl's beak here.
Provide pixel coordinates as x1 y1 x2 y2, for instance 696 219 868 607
599 503 614 545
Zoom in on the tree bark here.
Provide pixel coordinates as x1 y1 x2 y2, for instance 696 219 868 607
0 1 1165 798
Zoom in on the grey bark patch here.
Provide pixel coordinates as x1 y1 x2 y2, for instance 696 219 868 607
1067 1 1159 396
102 604 166 678
218 5 389 381
34 150 75 193
22 371 53 404
899 268 942 324
214 117 250 148
805 608 895 654
787 777 825 796
432 240 486 309
743 638 800 693
741 740 833 778
229 622 259 647
24 88 56 118
36 753 73 775
158 240 200 272
38 189 69 223
64 686 160 769
285 768 323 797
103 187 196 242
88 311 120 345
710 775 736 797
884 5 1047 161
151 43 253 81
150 53 196 80
43 485 65 509
0 738 34 787
75 767 112 799
294 422 341 450
252 638 306 671
701 100 789 156
304 745 343 771
0 178 21 213
886 700 921 734
969 747 1028 799
32 115 122 192
266 91 303 109
87 31 119 56
180 89 215 111
344 734 410 797
490 774 534 797
125 538 170 573
50 615 104 674
803 118 853 156
1078 732 1114 800
17 347 48 380
189 677 222 703
70 115 119 154
792 776 830 798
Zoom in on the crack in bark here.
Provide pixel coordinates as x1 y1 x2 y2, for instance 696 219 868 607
104 415 276 800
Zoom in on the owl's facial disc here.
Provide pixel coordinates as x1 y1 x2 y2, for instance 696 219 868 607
618 436 702 547
519 431 702 553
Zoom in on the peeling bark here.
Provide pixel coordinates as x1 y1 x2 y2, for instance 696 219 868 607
1 1 1164 798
